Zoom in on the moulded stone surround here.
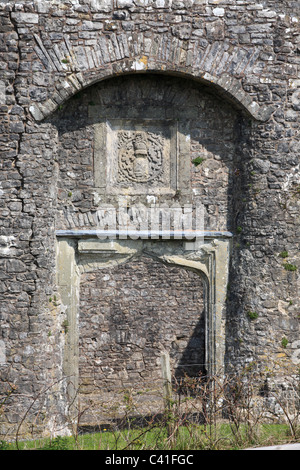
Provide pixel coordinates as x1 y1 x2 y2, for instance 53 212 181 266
93 118 182 196
56 232 231 417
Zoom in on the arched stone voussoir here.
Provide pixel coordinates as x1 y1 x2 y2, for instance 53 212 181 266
28 58 273 123
198 71 274 122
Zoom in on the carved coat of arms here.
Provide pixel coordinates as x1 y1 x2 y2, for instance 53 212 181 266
117 131 164 184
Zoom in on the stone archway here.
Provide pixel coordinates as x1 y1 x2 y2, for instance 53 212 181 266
50 68 238 426
28 30 273 124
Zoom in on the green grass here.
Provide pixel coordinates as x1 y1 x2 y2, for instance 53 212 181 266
192 156 205 167
4 423 295 451
283 263 297 272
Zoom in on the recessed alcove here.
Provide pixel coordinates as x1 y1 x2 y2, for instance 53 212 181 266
52 73 245 234
53 71 236 425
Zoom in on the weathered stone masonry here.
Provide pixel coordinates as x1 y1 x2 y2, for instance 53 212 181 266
0 0 299 437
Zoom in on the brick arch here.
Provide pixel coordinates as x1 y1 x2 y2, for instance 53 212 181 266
28 31 273 122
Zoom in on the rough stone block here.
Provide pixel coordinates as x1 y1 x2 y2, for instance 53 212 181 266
11 13 39 24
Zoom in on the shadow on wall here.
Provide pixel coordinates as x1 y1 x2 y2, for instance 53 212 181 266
173 312 206 381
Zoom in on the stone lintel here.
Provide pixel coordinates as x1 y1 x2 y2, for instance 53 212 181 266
56 229 233 239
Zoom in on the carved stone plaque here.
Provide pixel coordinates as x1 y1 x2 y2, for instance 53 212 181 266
117 130 164 184
94 119 190 199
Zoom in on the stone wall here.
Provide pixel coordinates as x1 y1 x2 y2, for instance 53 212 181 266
0 0 299 438
80 257 205 387
79 255 204 425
